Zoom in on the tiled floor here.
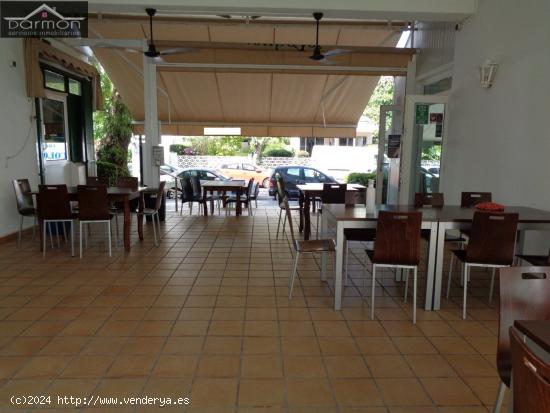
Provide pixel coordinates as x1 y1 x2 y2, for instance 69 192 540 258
0 198 506 412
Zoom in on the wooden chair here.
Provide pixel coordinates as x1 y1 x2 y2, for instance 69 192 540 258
447 211 519 319
414 192 444 208
366 211 422 323
136 181 166 246
275 175 300 238
282 197 335 299
492 266 550 413
12 179 37 247
225 178 254 216
461 191 492 207
249 181 260 208
37 185 75 258
509 327 550 413
77 185 114 258
316 183 347 238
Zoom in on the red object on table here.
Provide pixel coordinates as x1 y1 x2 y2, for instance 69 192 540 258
475 201 505 212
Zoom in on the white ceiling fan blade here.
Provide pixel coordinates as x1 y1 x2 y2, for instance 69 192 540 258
159 47 197 56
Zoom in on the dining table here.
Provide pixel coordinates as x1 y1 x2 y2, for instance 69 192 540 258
297 183 366 240
320 204 550 311
200 180 247 216
34 186 153 252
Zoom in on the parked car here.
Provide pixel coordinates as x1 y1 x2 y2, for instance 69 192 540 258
268 166 336 199
217 162 271 188
176 168 230 181
160 164 181 198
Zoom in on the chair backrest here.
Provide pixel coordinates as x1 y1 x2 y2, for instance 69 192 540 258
190 176 202 198
509 327 550 413
321 183 347 204
13 179 34 212
116 176 139 190
251 181 259 199
461 191 492 207
152 181 166 211
466 212 519 265
77 185 111 220
245 178 254 200
373 211 422 266
275 174 287 202
86 176 109 186
281 197 297 243
497 266 550 387
180 177 193 202
414 192 444 208
37 185 72 220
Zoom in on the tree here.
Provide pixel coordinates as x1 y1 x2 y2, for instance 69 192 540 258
93 64 133 184
364 76 395 128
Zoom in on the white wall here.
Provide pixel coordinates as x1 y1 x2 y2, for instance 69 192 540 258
442 0 550 252
0 39 39 238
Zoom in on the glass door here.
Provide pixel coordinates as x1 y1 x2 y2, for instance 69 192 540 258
39 92 69 184
399 95 448 205
376 105 403 205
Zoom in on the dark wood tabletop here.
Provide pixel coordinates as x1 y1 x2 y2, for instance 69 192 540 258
514 320 550 353
200 180 247 189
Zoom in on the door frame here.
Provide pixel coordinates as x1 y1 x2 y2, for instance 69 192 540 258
399 94 449 205
38 90 70 184
376 104 403 205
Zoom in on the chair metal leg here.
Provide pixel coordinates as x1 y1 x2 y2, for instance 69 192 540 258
492 381 506 413
462 264 469 320
413 267 418 324
32 215 37 239
62 222 67 243
371 265 377 320
343 240 348 286
489 267 496 303
404 268 409 303
151 213 158 246
288 251 300 299
42 221 47 258
107 222 112 257
79 221 83 259
316 212 320 239
70 221 74 257
48 223 54 249
276 208 282 238
18 215 23 247
446 254 454 299
114 213 120 247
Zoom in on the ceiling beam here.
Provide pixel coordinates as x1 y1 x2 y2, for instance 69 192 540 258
86 0 477 22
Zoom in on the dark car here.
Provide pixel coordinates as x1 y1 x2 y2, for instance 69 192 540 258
268 166 336 199
176 168 230 181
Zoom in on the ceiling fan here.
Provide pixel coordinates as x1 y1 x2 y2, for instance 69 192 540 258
92 8 195 61
142 8 195 61
309 12 350 63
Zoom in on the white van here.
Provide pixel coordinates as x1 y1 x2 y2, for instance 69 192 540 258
310 145 378 182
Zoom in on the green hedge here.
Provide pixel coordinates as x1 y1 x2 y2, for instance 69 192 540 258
97 160 123 186
346 172 377 187
263 148 294 157
169 144 194 155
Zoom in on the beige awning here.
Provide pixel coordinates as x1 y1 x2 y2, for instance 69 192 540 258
87 16 413 137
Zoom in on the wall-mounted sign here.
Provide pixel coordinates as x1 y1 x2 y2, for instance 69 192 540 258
415 104 429 125
387 134 401 158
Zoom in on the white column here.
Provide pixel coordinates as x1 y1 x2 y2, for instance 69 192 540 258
142 52 160 186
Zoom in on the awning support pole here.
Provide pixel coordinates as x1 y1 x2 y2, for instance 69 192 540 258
143 47 160 187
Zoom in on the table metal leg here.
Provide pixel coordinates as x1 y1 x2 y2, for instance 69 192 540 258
432 221 447 310
298 191 305 233
304 195 311 240
124 199 132 252
236 188 242 216
424 221 438 310
334 222 344 310
321 209 328 281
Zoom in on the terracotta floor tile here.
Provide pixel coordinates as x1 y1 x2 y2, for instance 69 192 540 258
404 355 456 378
286 378 335 406
375 378 432 406
392 336 438 354
242 355 283 378
197 355 241 377
283 356 325 378
106 355 156 377
238 378 285 406
445 355 497 377
152 355 199 377
331 378 384 406
324 355 371 378
366 355 415 378
243 337 281 354
39 337 89 355
14 355 69 378
61 355 115 378
421 377 481 406
81 337 127 354
164 336 205 354
318 337 359 355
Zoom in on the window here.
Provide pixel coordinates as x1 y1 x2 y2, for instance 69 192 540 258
225 164 239 170
284 168 301 180
44 70 65 92
242 164 256 171
339 138 353 146
198 170 218 180
304 168 328 183
68 78 81 95
42 98 67 161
